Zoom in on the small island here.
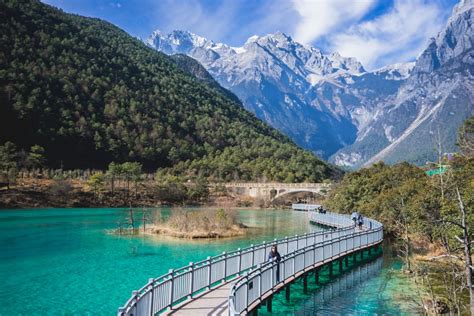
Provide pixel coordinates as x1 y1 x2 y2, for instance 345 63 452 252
113 208 249 239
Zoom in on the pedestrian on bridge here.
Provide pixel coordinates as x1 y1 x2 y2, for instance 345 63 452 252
351 210 359 227
268 245 281 282
357 213 364 230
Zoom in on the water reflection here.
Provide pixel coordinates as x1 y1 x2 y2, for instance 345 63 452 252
294 256 383 315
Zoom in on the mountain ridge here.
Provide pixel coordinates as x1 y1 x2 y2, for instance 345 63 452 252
149 2 473 167
148 29 409 160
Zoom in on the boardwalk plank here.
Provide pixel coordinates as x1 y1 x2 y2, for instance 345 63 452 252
166 282 232 315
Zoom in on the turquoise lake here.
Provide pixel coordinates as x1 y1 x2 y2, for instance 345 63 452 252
0 208 421 315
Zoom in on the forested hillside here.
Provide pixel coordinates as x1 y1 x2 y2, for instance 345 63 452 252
325 116 474 314
0 0 335 182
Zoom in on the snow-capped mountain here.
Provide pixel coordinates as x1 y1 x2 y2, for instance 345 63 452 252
148 30 408 159
332 0 474 167
148 0 474 167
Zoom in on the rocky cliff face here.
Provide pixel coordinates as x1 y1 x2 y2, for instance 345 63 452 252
332 0 474 167
148 0 474 167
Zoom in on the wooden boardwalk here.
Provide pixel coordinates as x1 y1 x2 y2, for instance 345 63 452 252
166 282 232 315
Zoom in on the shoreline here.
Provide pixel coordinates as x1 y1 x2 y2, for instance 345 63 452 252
0 179 283 210
0 180 241 210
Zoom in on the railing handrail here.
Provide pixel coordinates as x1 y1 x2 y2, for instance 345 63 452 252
117 211 360 315
227 212 383 315
292 203 321 210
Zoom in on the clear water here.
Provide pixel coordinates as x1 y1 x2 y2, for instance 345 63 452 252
0 208 421 315
257 246 422 315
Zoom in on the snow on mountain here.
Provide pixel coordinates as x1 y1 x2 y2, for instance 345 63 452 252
148 0 474 168
373 62 415 80
148 30 401 159
332 0 474 167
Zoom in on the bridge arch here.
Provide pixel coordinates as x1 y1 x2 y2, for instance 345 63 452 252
271 188 322 201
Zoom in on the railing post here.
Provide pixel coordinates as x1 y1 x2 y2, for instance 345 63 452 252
148 278 154 315
189 262 194 298
237 248 242 274
223 251 227 281
251 244 255 266
292 255 296 276
258 264 262 301
207 257 212 290
303 244 306 268
168 269 174 309
132 290 138 316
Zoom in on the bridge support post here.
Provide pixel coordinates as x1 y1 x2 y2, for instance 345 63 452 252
360 250 363 260
345 256 349 267
303 275 308 294
251 308 258 316
339 258 343 272
267 297 273 312
285 286 291 301
353 252 357 263
315 269 319 284
329 262 333 277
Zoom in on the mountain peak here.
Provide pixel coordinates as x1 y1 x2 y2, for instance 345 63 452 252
453 0 474 16
413 0 474 73
245 35 260 45
373 62 415 80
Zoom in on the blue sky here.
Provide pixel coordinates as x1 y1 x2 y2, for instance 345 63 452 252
43 0 458 69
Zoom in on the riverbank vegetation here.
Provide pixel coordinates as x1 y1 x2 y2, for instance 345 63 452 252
0 166 213 208
326 116 474 314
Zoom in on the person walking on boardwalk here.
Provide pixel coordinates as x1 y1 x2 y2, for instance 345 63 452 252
268 245 282 282
351 210 359 227
357 213 364 230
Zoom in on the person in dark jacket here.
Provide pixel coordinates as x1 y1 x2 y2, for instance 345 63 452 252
268 245 282 282
357 213 364 230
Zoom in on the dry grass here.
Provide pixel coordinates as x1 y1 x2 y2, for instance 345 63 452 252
145 208 247 239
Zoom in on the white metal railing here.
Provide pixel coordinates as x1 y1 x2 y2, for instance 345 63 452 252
227 212 383 315
292 204 321 211
117 212 354 315
118 212 382 316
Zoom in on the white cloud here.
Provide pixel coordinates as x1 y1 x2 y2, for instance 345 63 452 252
329 0 447 69
149 0 297 46
292 0 376 44
109 2 122 9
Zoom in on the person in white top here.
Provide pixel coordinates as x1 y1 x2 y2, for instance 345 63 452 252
351 211 359 227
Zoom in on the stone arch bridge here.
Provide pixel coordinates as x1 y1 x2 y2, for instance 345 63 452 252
212 182 332 201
